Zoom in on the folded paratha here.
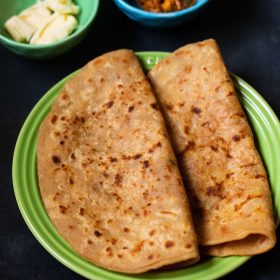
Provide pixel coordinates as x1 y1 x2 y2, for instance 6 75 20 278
37 50 199 273
148 39 276 256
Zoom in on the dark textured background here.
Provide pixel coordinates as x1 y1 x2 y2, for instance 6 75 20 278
1 0 280 279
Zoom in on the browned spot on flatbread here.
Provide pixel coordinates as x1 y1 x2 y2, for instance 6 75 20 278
128 106 134 112
255 174 266 179
150 103 159 110
79 208 85 216
94 230 102 237
51 115 57 124
178 141 195 157
52 155 61 164
131 241 144 254
165 240 175 248
114 174 123 186
59 205 67 214
124 227 130 233
106 101 114 108
206 183 224 198
232 135 241 141
191 107 201 114
143 160 150 168
165 103 174 110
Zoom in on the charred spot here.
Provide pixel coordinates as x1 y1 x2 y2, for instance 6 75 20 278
79 208 85 216
211 145 218 152
227 91 235 96
202 66 208 72
60 116 66 121
103 172 109 178
68 225 74 230
165 103 174 110
143 160 150 168
59 205 67 214
241 162 257 168
112 193 122 202
59 140 64 145
123 246 128 250
148 254 154 260
142 190 149 199
226 151 232 158
128 106 134 112
87 239 93 245
114 174 123 186
232 135 241 141
52 155 61 164
54 131 61 137
69 177 74 185
148 142 162 153
131 241 144 254
226 172 234 178
178 102 185 107
51 115 57 124
184 126 190 134
206 183 224 198
110 157 118 162
111 238 118 245
94 230 102 237
150 103 159 110
133 154 142 160
117 254 123 258
165 240 175 248
149 229 156 236
143 209 149 216
100 77 105 83
191 107 201 114
106 247 111 252
185 244 192 249
123 227 130 233
178 141 195 157
255 174 266 179
61 93 69 100
106 101 114 108
215 85 221 92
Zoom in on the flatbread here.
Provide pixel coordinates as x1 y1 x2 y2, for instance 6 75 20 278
37 50 199 273
148 39 276 256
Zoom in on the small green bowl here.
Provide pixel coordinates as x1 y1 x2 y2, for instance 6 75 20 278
0 0 99 59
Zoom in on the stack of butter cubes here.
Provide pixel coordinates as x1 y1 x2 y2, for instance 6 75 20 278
4 0 79 45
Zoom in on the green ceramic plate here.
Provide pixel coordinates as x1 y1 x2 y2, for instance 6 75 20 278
13 52 280 280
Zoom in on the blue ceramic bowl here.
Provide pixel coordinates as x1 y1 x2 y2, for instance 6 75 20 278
113 0 209 27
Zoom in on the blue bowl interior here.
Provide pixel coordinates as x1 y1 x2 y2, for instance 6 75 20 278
116 0 209 17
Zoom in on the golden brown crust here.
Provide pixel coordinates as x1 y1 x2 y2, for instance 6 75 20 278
148 39 276 256
37 49 199 273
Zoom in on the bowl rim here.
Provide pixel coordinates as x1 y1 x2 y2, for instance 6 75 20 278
114 0 209 18
0 0 100 49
